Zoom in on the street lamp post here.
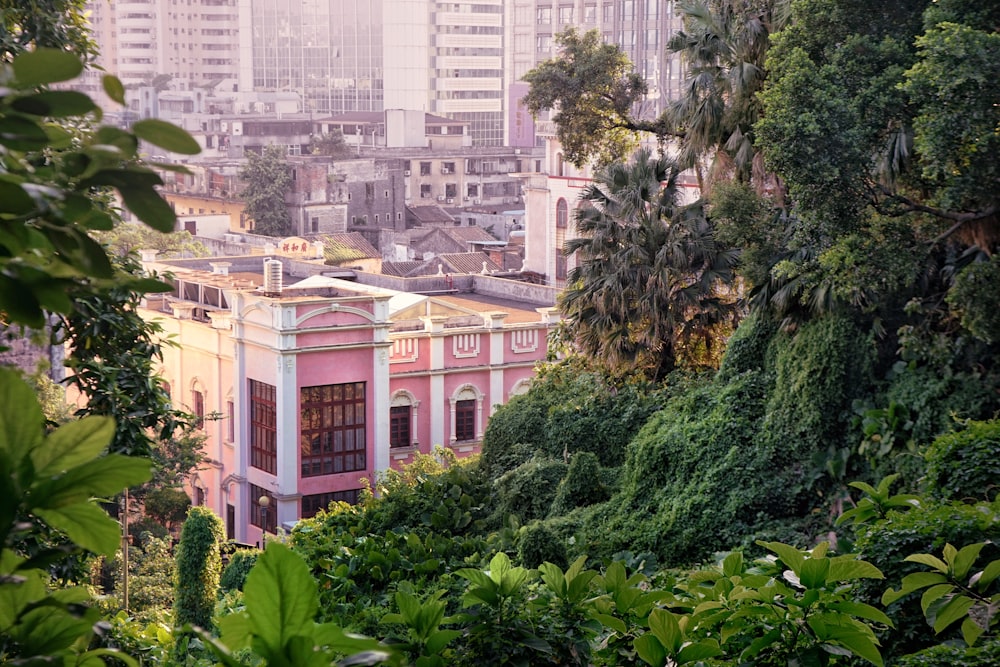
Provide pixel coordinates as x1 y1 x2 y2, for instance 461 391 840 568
258 495 270 546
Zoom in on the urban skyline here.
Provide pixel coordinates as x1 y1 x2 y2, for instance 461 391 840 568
85 0 685 146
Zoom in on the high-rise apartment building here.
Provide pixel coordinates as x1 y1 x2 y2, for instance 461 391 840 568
240 0 505 146
509 0 684 121
85 0 240 91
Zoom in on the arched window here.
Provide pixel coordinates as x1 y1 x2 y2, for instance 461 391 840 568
556 198 568 228
389 391 419 448
449 385 483 443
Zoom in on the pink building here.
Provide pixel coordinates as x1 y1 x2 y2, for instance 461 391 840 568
141 257 557 543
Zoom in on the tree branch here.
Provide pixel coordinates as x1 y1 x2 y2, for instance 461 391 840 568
870 183 997 246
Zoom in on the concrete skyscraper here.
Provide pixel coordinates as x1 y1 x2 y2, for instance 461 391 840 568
239 0 505 146
509 0 684 120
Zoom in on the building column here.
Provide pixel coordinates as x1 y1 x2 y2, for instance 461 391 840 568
373 344 391 474
423 316 448 447
275 351 297 531
486 312 507 416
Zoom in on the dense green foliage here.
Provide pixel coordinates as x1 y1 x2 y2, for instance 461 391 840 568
480 360 665 477
549 451 609 517
219 549 259 594
923 420 1000 503
238 145 292 237
173 506 225 632
560 149 740 379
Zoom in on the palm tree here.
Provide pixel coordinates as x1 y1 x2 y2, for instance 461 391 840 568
668 0 790 187
559 148 741 379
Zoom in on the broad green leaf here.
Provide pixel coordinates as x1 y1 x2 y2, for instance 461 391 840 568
848 481 879 496
759 541 805 575
0 277 45 328
103 75 127 105
31 415 113 476
455 567 493 590
634 633 667 666
425 629 461 655
244 542 319 654
12 49 83 85
882 571 949 605
974 559 1000 589
0 368 45 463
722 552 744 577
94 126 139 154
827 601 894 627
218 611 253 651
961 616 984 647
0 115 51 151
677 639 722 663
920 584 954 615
800 558 831 589
828 556 884 582
0 179 35 215
933 595 975 634
905 553 949 574
78 648 139 667
647 608 682 654
744 627 782 657
33 454 151 506
195 626 250 667
594 613 628 635
811 542 830 559
0 558 46 628
16 604 94 655
313 623 390 656
487 551 512 585
34 501 122 556
12 91 97 118
823 628 884 667
952 543 985 580
118 185 177 232
133 119 201 155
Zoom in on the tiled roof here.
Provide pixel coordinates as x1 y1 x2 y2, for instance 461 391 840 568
441 226 498 244
407 205 454 224
321 233 379 262
436 252 502 275
381 261 424 277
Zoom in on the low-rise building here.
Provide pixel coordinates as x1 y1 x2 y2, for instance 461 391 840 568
141 254 557 543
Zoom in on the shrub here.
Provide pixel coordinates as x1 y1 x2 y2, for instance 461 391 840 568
852 499 1000 661
895 635 1000 667
480 360 664 476
517 522 567 569
549 451 608 517
173 506 225 632
717 309 779 379
144 487 192 527
594 369 770 565
219 549 258 594
924 419 1000 503
490 457 567 526
886 365 1000 446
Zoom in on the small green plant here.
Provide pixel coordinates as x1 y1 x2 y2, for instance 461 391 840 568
882 542 1000 647
200 542 402 666
0 367 150 664
381 586 462 666
219 549 259 594
837 474 922 527
454 551 553 664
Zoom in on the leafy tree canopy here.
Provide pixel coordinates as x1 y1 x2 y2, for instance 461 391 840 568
94 222 209 259
560 148 739 379
309 131 352 158
522 28 671 168
239 145 293 237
